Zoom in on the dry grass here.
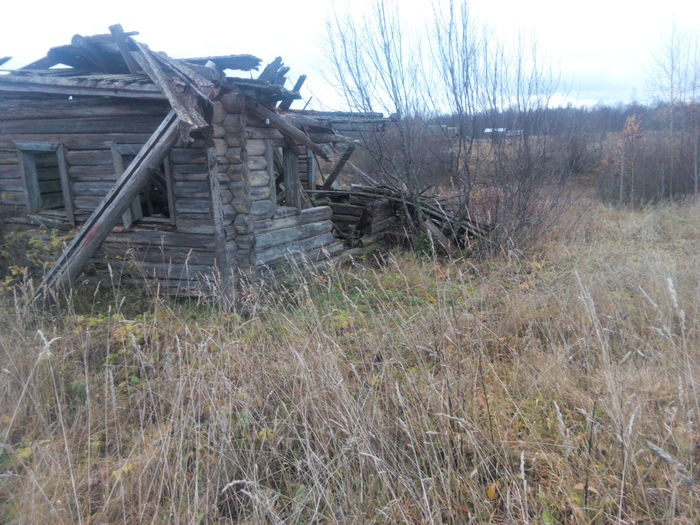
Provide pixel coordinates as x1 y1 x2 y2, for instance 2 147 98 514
0 199 699 524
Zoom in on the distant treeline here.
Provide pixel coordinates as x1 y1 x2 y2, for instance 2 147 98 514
432 102 700 138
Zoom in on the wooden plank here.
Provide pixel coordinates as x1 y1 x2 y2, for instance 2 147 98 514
0 96 169 120
131 43 208 130
108 24 142 74
422 218 456 257
66 149 115 166
278 74 306 110
56 144 75 225
256 231 336 265
36 111 182 298
283 147 301 208
0 75 165 99
245 100 329 161
255 207 330 234
322 143 356 189
207 146 231 297
0 116 164 135
0 133 154 150
265 139 276 216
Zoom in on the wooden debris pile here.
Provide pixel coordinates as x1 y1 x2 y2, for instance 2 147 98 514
308 185 491 254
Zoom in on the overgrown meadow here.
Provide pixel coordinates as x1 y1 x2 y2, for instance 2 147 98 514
0 198 698 523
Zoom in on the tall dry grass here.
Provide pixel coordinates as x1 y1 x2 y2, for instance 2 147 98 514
0 199 698 524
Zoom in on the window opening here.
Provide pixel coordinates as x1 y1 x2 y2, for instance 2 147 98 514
15 141 75 225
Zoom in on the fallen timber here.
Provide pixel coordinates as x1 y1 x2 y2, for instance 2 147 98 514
307 185 491 253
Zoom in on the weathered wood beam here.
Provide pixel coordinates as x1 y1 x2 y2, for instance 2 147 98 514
35 111 182 299
321 143 356 190
246 100 329 161
278 74 306 110
257 56 283 82
283 148 301 208
422 218 456 257
131 42 208 130
154 51 217 101
207 146 233 304
71 34 122 72
108 24 142 74
0 75 165 99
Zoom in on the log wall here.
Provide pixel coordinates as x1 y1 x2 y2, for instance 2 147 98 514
240 112 344 271
0 93 220 294
0 91 347 296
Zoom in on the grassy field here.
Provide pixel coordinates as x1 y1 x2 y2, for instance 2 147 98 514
0 198 698 523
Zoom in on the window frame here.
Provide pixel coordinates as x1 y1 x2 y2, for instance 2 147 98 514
15 141 75 226
110 143 176 228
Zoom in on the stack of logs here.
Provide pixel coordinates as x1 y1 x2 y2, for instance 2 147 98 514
309 185 491 255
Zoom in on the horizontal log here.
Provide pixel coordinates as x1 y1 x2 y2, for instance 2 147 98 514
256 205 331 234
0 180 25 192
0 116 163 135
66 149 114 166
0 151 19 165
248 169 271 187
0 133 154 150
366 216 396 234
170 147 208 165
72 181 116 195
0 165 20 178
171 162 209 176
104 229 215 249
69 164 117 177
0 191 27 205
174 219 216 234
328 202 365 217
256 231 337 265
174 198 212 214
92 260 214 280
245 127 284 140
0 96 169 121
255 219 332 251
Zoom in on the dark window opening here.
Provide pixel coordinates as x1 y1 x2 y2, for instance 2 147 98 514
123 155 171 220
34 151 65 210
111 144 175 228
15 141 75 225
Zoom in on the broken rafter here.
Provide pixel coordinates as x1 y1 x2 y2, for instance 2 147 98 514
246 100 330 161
278 74 306 110
108 24 142 74
321 142 356 190
154 51 218 100
131 41 208 130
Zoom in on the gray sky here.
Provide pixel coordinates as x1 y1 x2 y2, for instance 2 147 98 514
2 0 699 110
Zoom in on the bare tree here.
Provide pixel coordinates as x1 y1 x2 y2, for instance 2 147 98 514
649 23 700 198
326 0 567 253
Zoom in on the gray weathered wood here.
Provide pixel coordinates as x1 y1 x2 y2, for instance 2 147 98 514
207 146 232 298
283 147 301 208
56 144 75 225
131 43 208 130
245 100 329 161
108 24 142 74
37 110 182 298
322 142 356 190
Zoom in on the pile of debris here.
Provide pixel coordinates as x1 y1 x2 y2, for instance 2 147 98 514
308 184 491 256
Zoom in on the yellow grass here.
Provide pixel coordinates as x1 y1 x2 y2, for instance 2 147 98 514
0 199 698 523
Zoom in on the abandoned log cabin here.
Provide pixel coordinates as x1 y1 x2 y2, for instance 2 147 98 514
0 25 397 299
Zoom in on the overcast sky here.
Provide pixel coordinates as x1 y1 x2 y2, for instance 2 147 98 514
2 0 699 111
